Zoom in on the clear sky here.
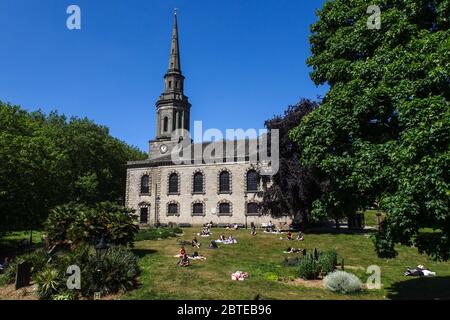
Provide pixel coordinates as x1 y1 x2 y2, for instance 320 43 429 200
0 0 327 152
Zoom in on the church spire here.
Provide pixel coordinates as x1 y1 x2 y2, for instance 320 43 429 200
154 10 191 143
168 10 181 73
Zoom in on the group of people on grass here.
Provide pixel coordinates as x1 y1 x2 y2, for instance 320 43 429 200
176 246 208 266
177 227 236 266
176 223 307 267
285 231 305 241
216 234 238 245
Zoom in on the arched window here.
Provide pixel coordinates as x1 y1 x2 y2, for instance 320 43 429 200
246 170 259 192
247 202 259 216
169 173 179 194
192 203 204 216
163 117 169 132
193 172 204 194
141 175 150 194
219 203 230 215
167 203 179 216
219 171 230 193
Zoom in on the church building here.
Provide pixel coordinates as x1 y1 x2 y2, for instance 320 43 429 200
125 13 291 228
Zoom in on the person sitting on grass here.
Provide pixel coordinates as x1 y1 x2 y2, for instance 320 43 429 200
178 253 191 267
287 231 293 241
199 227 211 237
296 231 305 241
178 246 186 258
192 237 201 248
219 234 226 242
228 235 237 244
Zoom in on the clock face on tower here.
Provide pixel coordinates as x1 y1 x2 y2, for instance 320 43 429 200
160 144 168 154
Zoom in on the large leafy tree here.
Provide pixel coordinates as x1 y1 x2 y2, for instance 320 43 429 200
290 0 449 259
0 102 146 238
259 99 324 226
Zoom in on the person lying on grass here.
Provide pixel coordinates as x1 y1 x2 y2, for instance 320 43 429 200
283 247 303 254
208 240 219 249
404 265 436 277
190 251 207 261
192 237 201 248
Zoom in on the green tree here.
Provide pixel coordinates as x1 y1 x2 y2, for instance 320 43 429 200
290 0 449 259
0 102 147 237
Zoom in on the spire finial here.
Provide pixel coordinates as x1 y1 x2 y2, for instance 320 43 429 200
174 8 178 16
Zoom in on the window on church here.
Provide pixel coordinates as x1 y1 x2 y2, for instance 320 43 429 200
140 207 149 224
219 171 230 193
193 172 204 193
169 173 179 194
169 81 172 88
219 203 231 215
246 170 259 192
163 117 169 132
141 175 150 194
168 203 179 216
178 112 183 129
246 202 259 216
192 203 204 216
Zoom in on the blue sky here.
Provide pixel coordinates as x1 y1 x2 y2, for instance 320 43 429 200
0 0 327 152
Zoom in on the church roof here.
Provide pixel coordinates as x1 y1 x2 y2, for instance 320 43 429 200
126 139 263 169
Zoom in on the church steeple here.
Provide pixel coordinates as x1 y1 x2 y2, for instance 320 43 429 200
153 11 191 143
168 12 181 73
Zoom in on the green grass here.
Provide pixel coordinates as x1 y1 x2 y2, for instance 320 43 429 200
134 228 183 241
123 228 450 300
364 210 385 227
0 230 44 256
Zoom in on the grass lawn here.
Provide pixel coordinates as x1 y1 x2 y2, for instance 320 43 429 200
124 227 450 300
0 230 44 258
364 210 385 227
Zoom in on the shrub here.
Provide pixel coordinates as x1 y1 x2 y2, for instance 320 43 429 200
45 202 138 246
298 258 320 280
35 268 63 300
173 227 183 235
317 250 337 275
23 249 50 276
2 257 25 284
324 271 362 294
72 245 140 297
